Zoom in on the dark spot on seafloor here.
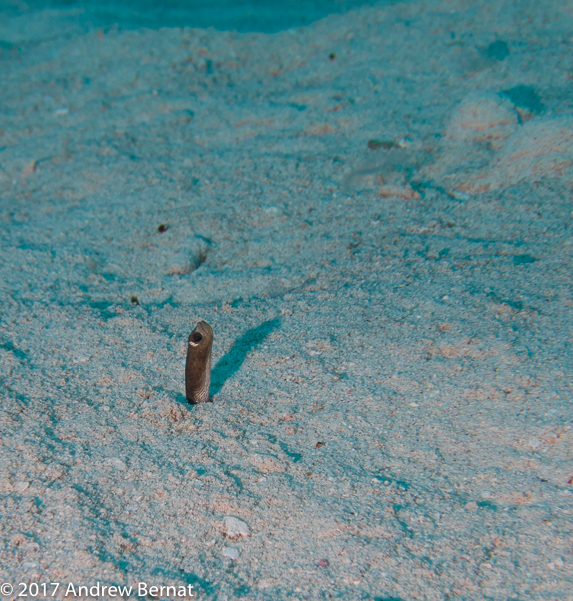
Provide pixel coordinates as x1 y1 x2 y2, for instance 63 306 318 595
89 299 117 319
157 224 168 233
279 441 302 463
513 254 537 265
130 295 139 305
501 85 545 114
233 585 251 597
315 442 325 448
485 39 510 61
328 52 336 60
0 339 28 362
368 139 395 150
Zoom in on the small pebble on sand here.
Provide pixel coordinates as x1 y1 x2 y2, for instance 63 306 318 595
15 481 29 493
222 546 240 560
445 91 518 146
223 516 250 539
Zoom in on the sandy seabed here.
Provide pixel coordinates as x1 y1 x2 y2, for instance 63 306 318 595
0 0 572 599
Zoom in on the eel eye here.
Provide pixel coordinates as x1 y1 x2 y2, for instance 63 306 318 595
192 332 203 344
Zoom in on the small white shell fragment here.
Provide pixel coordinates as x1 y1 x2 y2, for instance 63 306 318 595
262 206 281 215
449 190 471 201
528 438 542 449
15 481 29 493
548 558 564 570
223 516 250 539
222 546 240 560
73 354 91 364
107 458 127 471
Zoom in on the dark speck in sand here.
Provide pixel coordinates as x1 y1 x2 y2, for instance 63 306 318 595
368 139 396 150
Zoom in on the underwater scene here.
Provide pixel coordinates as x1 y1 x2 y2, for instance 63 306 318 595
0 0 572 599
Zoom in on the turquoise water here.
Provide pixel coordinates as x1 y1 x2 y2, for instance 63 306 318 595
3 0 389 32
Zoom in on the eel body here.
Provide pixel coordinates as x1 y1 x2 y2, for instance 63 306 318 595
185 320 213 403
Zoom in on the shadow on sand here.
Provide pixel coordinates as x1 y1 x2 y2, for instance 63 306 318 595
210 318 281 397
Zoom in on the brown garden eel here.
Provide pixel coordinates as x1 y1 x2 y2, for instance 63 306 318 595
185 320 213 403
